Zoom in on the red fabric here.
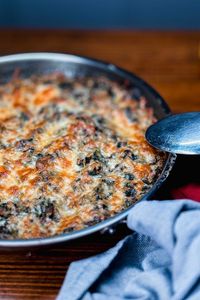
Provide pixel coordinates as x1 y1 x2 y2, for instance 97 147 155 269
172 183 200 202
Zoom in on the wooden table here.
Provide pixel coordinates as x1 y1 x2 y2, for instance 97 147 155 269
0 30 200 299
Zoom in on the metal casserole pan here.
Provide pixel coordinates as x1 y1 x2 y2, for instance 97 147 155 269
0 53 176 249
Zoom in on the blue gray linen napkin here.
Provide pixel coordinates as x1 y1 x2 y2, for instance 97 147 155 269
57 199 200 300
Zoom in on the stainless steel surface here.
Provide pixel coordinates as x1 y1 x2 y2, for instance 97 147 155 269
0 52 176 248
146 112 200 154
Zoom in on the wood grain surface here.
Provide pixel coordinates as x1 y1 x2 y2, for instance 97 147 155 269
0 30 200 299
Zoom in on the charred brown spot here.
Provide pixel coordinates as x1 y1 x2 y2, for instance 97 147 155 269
36 154 54 171
88 165 102 176
122 149 138 161
16 138 34 152
0 203 12 218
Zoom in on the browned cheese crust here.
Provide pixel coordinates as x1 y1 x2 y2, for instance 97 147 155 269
0 74 165 239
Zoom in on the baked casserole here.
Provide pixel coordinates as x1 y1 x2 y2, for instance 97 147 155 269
0 74 164 239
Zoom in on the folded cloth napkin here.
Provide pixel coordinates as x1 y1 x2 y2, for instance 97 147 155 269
57 198 200 300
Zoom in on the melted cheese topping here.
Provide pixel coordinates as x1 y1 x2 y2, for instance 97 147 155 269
0 74 165 239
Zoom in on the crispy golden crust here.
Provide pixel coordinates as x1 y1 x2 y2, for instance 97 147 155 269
0 74 165 239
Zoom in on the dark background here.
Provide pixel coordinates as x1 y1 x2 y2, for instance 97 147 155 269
0 0 200 29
